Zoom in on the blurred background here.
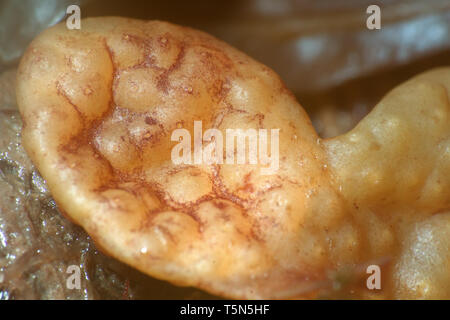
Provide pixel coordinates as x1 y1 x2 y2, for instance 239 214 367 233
0 0 449 299
1 0 449 137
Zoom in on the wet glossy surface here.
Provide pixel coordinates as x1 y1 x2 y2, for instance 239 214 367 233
0 1 449 299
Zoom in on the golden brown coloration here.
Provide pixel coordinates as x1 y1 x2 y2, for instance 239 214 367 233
16 17 450 299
